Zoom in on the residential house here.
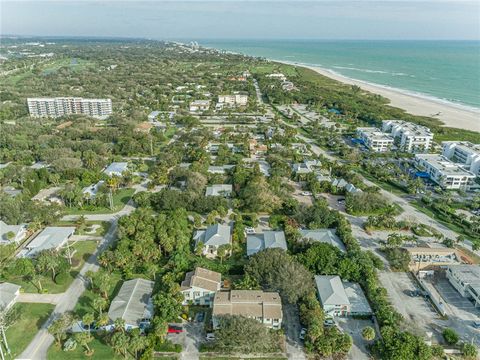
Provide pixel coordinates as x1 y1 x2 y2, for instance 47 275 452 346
0 283 21 310
17 227 75 258
82 180 105 199
212 290 283 329
107 278 155 330
0 220 27 245
315 275 372 317
103 162 129 177
315 275 350 317
180 267 221 305
193 224 232 258
299 229 346 252
247 231 287 256
205 184 233 197
207 165 235 174
292 160 321 175
189 100 210 112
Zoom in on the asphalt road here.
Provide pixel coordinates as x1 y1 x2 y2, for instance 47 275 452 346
17 195 139 359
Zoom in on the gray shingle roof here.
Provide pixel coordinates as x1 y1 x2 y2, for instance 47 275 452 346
194 224 231 247
299 229 346 252
0 282 21 310
315 275 350 306
108 278 155 326
247 231 287 256
23 227 75 257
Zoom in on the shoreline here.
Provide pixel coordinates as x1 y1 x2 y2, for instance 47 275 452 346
279 60 480 132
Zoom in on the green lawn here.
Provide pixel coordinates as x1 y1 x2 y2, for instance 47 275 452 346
65 188 135 215
54 220 110 236
1 241 98 294
41 58 94 75
5 303 54 359
47 334 123 360
410 201 476 241
73 272 123 317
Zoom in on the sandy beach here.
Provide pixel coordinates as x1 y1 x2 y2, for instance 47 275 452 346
284 62 480 132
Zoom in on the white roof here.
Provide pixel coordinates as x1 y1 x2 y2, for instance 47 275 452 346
247 231 287 256
344 282 372 314
82 180 105 197
194 224 231 247
299 229 345 252
0 283 21 310
315 275 350 306
205 184 232 196
103 162 128 176
23 227 75 257
0 220 26 243
108 278 155 326
416 154 476 177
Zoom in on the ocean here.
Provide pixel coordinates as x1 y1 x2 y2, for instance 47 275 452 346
200 40 480 110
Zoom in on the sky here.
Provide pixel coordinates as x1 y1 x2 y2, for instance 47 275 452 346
1 1 479 40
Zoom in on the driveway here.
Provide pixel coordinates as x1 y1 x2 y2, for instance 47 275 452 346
336 318 373 360
283 304 306 360
17 293 63 305
167 322 203 360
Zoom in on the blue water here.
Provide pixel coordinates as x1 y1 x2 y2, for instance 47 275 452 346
200 40 480 109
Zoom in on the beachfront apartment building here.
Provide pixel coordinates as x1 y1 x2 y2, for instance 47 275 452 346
356 127 394 152
218 93 248 106
27 97 112 119
442 141 480 176
212 290 283 329
382 120 433 153
414 154 476 190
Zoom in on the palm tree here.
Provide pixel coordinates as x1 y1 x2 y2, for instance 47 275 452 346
129 329 147 359
93 296 107 315
74 331 94 356
114 318 126 332
82 313 94 332
97 313 110 329
111 331 129 358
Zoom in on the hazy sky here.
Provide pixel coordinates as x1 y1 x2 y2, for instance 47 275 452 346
2 1 479 40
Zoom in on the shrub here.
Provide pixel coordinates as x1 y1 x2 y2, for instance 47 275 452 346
442 328 459 345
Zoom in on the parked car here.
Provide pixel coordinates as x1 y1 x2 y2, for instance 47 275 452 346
299 328 307 340
472 321 480 329
245 227 256 234
301 191 312 196
196 312 205 323
168 325 183 333
337 198 345 203
205 333 215 341
324 319 335 327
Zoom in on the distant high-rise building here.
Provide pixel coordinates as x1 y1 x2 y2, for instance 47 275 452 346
27 97 112 119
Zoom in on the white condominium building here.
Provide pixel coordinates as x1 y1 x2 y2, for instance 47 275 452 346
218 93 248 106
442 141 480 176
356 127 394 152
415 154 476 190
382 120 433 153
27 97 112 119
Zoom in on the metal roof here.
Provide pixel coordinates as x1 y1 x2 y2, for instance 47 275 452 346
108 278 155 326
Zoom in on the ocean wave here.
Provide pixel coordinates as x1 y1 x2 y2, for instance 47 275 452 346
332 65 412 77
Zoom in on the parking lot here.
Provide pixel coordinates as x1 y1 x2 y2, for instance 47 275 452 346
429 276 480 345
378 271 441 340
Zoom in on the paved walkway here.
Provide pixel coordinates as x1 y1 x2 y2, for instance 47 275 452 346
17 293 64 305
